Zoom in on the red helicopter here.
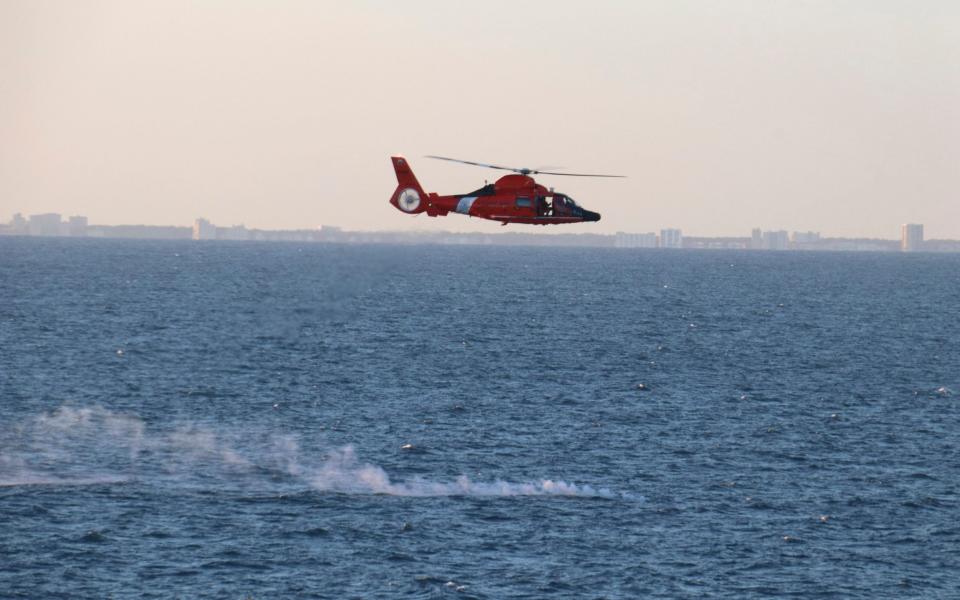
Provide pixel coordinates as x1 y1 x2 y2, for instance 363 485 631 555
388 155 623 225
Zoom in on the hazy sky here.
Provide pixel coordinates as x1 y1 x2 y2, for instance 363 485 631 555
2 0 958 238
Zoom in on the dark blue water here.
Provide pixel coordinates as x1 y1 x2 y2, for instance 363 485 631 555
1 237 958 598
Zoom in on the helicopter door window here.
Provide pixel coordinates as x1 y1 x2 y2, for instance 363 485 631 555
515 197 532 208
538 196 553 217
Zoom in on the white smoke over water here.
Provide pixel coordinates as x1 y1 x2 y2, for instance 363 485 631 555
303 445 619 497
0 474 129 488
0 406 630 499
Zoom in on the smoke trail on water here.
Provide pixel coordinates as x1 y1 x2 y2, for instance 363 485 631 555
0 406 629 499
0 406 144 487
303 445 618 498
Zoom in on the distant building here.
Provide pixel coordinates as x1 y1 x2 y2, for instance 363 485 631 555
659 228 683 249
7 213 28 235
901 223 923 252
91 224 191 239
791 231 820 245
762 230 789 250
28 213 62 236
192 218 217 240
68 215 88 237
218 224 249 241
750 228 763 250
924 238 960 253
615 231 657 248
682 236 750 250
817 238 899 252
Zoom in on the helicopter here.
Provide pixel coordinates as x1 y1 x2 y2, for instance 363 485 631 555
388 155 624 225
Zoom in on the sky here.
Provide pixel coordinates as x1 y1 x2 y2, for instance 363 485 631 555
1 0 958 238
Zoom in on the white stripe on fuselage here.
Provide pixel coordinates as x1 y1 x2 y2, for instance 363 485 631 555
455 197 477 215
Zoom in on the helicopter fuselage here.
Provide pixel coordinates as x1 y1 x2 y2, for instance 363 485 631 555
389 156 601 225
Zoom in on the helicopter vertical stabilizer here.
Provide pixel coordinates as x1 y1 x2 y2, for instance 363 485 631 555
389 156 428 214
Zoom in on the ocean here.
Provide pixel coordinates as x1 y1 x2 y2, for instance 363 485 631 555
1 236 958 598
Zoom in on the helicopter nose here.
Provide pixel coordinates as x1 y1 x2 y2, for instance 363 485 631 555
582 210 601 222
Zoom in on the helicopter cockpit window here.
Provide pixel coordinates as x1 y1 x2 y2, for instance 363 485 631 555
516 197 532 208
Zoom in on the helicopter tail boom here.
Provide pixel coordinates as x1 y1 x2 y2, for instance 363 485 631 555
389 156 429 214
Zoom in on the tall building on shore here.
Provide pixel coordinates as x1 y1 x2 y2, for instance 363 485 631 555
68 216 88 237
28 213 62 236
9 213 28 235
762 230 789 250
192 218 217 240
901 224 923 252
659 228 683 248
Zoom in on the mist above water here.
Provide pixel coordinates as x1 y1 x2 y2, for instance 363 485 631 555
0 405 620 498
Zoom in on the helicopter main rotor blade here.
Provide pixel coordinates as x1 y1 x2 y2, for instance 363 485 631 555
424 155 519 173
425 155 626 178
532 170 626 178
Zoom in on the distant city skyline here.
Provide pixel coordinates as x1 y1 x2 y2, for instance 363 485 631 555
5 211 959 253
3 209 953 242
2 2 958 237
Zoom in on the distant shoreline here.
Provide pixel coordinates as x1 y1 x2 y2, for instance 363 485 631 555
3 225 959 253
